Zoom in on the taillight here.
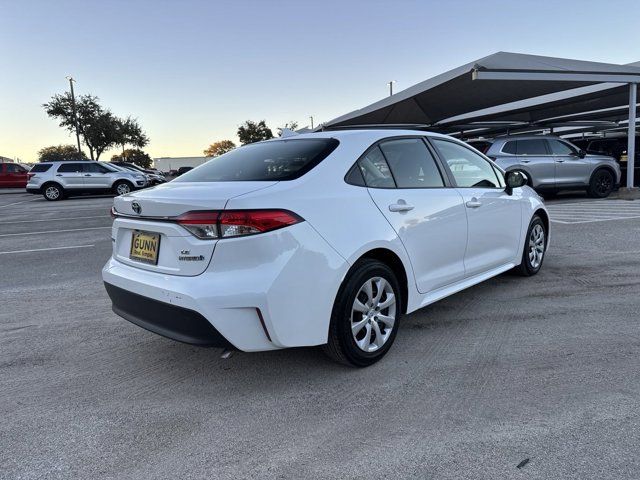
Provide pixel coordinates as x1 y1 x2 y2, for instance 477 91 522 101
176 211 219 239
219 210 302 238
175 209 303 239
110 206 116 218
27 173 35 179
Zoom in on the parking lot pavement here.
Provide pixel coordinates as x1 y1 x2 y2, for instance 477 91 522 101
547 198 640 224
1 194 640 480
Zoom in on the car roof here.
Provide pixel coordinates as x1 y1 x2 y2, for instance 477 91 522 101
264 129 460 146
491 134 563 141
39 160 97 164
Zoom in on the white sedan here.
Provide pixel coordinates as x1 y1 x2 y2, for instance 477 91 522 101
103 129 548 366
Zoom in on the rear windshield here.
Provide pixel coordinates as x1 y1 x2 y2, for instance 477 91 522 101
175 138 339 182
30 164 52 173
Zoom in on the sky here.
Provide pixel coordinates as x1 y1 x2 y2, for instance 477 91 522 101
1 0 639 162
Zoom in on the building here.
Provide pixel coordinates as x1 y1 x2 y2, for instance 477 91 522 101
154 156 209 172
0 156 15 163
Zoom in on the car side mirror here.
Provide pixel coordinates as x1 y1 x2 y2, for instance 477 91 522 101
577 149 586 159
505 170 527 195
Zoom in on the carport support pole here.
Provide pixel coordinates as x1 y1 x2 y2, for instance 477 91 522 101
627 83 637 189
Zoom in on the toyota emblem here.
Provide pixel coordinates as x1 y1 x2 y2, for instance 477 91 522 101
131 201 141 215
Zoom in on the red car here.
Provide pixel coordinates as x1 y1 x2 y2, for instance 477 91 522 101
0 163 29 188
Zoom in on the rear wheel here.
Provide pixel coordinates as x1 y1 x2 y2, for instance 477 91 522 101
588 169 614 198
323 259 402 367
515 215 546 276
113 180 133 196
43 183 63 201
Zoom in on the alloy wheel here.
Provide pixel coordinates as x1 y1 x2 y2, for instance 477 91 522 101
528 224 545 269
45 186 60 200
351 277 396 352
116 183 131 195
595 173 612 196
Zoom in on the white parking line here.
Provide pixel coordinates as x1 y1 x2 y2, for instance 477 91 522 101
1 215 107 224
0 198 41 208
552 216 640 225
0 244 95 255
548 200 640 224
0 226 111 237
4 206 113 215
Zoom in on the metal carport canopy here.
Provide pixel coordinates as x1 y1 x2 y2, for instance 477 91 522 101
436 60 640 127
323 52 640 188
324 52 640 128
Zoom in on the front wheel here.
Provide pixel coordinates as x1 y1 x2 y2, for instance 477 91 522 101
113 181 133 196
588 169 614 198
515 215 546 276
323 259 402 367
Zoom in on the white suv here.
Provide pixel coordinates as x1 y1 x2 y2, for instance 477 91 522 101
27 161 148 201
103 130 548 366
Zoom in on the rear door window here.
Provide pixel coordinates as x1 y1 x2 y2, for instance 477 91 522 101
83 163 110 173
379 138 444 188
516 139 549 155
345 164 366 186
175 138 339 182
357 146 396 188
57 163 84 173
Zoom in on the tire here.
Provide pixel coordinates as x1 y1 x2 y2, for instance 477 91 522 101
323 259 402 367
113 180 133 196
42 183 63 201
515 215 546 276
587 169 614 198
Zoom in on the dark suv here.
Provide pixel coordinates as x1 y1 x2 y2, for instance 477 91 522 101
573 136 639 187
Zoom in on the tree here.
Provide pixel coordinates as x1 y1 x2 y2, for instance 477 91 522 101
277 121 299 136
111 149 153 169
38 145 88 162
115 116 149 154
43 93 136 161
237 120 273 145
82 109 121 160
204 140 236 157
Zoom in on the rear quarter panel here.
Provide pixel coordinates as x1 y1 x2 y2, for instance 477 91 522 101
225 138 421 312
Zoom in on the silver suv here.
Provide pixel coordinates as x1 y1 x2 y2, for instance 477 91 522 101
27 161 148 201
472 135 622 198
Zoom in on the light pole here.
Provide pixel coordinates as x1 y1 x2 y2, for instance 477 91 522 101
66 76 82 156
309 115 314 129
387 80 396 96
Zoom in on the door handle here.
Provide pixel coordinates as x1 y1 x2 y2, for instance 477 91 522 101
465 198 482 208
55 174 62 177
555 159 565 163
84 174 92 176
520 159 531 163
389 202 414 212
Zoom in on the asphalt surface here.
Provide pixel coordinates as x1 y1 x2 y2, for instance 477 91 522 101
1 189 640 480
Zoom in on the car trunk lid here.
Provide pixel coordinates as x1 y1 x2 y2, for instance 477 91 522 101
111 181 278 276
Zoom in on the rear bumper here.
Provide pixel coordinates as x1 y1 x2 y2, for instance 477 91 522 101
102 221 348 352
104 282 232 347
26 187 40 194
